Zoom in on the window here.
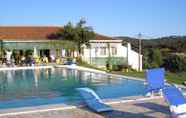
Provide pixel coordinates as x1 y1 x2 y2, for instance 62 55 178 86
100 47 106 55
112 47 117 55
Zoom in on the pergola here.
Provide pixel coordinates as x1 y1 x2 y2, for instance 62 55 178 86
0 40 77 58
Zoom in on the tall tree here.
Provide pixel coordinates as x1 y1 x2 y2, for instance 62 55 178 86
147 48 163 68
61 22 75 41
74 19 95 54
58 19 96 56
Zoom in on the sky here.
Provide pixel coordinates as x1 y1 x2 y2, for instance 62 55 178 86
0 0 186 38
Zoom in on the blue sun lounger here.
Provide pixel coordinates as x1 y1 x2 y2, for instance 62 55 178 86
77 88 113 112
163 86 186 117
146 68 165 95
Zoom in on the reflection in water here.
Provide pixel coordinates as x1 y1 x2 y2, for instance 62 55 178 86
0 68 145 102
34 69 40 88
0 68 96 100
51 67 55 74
7 71 14 84
44 69 49 79
21 70 26 80
0 72 8 95
107 75 113 84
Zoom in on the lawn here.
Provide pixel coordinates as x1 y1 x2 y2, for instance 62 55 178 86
78 63 186 85
111 71 145 78
165 72 186 85
111 71 186 85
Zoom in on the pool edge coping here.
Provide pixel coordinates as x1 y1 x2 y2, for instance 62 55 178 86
0 64 185 88
0 96 162 117
0 65 145 82
56 65 186 89
0 66 53 71
55 65 145 82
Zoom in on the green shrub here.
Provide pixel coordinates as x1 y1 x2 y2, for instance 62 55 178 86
25 50 33 57
66 57 73 61
163 54 186 72
106 61 112 72
143 49 163 68
112 65 119 71
111 64 131 71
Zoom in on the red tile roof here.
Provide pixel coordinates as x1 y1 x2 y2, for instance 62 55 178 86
0 26 115 41
0 26 61 40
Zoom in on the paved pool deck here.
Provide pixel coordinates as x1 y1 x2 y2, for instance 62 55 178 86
0 97 170 118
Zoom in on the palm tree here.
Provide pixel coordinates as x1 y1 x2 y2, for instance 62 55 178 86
57 19 96 57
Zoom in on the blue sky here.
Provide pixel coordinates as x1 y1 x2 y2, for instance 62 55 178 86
0 0 186 38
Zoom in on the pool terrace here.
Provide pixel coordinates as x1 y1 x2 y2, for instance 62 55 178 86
0 96 169 118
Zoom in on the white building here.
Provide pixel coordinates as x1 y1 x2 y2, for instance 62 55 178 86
0 26 142 71
81 39 142 71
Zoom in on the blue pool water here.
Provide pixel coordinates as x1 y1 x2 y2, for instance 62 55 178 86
0 68 146 109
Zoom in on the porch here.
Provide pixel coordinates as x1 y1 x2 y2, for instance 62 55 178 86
0 40 77 65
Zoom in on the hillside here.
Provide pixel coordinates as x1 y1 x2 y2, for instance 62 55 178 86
116 36 186 53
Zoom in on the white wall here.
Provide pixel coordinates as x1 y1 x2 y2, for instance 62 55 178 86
127 43 142 71
84 43 128 58
81 41 142 71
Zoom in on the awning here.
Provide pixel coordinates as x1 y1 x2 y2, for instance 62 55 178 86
1 40 77 50
3 42 51 50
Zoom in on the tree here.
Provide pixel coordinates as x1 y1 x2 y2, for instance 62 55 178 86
144 48 163 68
74 19 95 54
163 54 186 72
143 49 151 68
59 22 75 41
151 49 163 67
57 19 96 56
49 40 77 50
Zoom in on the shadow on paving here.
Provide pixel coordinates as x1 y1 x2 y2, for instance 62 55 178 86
133 102 170 114
76 100 170 118
102 110 156 118
79 106 159 118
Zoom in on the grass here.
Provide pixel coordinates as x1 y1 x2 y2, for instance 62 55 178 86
77 61 106 71
111 71 186 85
165 72 186 85
111 71 145 78
78 62 186 85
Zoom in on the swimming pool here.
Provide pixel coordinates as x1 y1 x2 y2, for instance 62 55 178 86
0 68 146 109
